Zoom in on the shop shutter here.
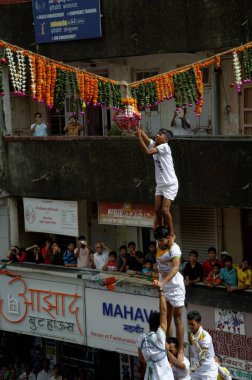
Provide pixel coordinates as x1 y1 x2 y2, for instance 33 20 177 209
180 206 218 263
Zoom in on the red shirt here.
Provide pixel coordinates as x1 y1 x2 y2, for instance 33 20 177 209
41 246 52 264
203 259 223 278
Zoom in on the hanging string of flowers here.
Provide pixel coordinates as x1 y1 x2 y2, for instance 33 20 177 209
6 48 19 93
0 61 4 96
16 50 26 95
28 55 36 99
50 64 57 108
2 38 252 119
232 51 242 93
54 68 68 111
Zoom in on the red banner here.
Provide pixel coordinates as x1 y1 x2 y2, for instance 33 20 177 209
98 202 155 227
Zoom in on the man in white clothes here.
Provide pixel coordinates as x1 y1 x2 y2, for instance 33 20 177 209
187 311 218 380
137 283 174 380
137 127 178 235
167 337 191 379
153 225 185 361
92 242 109 270
37 359 52 380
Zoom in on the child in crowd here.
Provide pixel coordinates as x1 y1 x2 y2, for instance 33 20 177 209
117 244 127 272
152 262 159 279
205 263 222 287
142 259 154 276
103 251 118 271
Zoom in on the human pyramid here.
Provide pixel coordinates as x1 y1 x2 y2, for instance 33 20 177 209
136 127 230 380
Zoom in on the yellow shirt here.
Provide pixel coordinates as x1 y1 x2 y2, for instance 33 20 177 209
217 366 231 380
236 267 251 288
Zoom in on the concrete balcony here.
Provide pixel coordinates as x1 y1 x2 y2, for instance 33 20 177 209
3 136 252 208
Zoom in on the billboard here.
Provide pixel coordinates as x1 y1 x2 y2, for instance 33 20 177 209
32 0 102 43
23 197 79 236
0 270 85 344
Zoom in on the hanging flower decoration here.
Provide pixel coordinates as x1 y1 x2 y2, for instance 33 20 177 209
28 55 36 99
6 48 19 93
1 39 252 119
0 53 5 96
240 48 252 84
113 83 142 133
232 51 242 92
16 50 26 95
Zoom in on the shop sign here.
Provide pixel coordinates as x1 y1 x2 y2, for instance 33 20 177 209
32 0 102 44
98 202 155 227
207 329 252 379
0 270 85 345
85 288 158 356
23 197 79 236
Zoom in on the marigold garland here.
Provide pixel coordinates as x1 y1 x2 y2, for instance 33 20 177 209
2 39 252 117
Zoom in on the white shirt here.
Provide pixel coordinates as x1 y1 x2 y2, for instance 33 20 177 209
189 327 218 374
31 122 48 136
156 242 184 289
171 357 191 379
93 251 109 270
149 139 178 187
19 372 36 380
37 370 52 380
137 327 174 380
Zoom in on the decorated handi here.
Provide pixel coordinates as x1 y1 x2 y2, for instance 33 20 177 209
112 81 142 134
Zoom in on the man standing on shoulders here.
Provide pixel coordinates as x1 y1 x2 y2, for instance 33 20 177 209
137 283 174 380
153 225 185 361
187 310 218 380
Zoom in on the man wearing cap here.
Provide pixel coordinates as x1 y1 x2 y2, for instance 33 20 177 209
153 225 185 361
74 236 91 268
137 127 178 235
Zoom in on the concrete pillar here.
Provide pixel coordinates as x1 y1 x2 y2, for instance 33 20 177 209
8 197 19 246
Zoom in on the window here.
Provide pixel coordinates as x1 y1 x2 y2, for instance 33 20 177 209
240 86 252 135
134 70 159 111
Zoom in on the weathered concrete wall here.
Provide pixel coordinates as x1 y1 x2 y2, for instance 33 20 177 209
0 1 252 60
3 136 252 208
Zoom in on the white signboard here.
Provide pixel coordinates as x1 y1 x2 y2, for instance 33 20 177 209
23 197 79 236
0 270 85 344
85 288 159 356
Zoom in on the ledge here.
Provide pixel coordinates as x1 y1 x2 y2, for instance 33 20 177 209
3 263 252 311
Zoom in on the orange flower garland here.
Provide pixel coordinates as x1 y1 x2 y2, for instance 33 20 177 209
50 64 57 108
194 65 204 115
45 63 51 107
36 57 43 102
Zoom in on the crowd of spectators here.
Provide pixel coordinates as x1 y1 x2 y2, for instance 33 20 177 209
0 356 90 380
6 237 252 290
